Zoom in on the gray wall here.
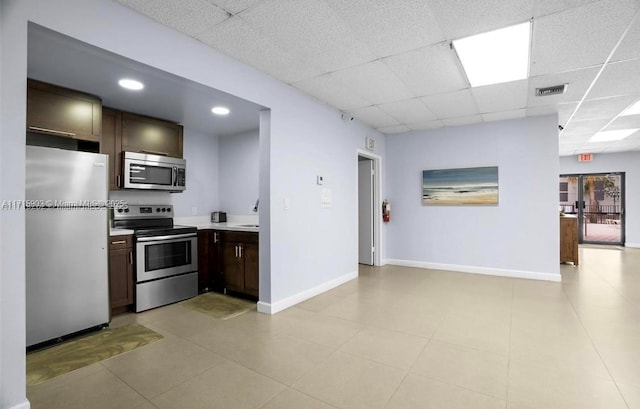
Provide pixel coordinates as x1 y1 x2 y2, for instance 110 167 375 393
385 115 560 280
173 128 220 217
218 129 259 215
560 151 640 247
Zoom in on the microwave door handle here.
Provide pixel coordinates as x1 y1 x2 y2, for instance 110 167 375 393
172 166 177 186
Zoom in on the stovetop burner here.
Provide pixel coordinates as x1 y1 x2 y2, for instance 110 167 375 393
112 204 196 237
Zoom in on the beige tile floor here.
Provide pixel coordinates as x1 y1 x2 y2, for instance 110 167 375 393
27 246 640 409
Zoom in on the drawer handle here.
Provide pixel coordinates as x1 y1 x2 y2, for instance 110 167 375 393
28 126 76 137
111 240 127 245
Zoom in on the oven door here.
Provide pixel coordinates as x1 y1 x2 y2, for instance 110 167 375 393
136 233 197 282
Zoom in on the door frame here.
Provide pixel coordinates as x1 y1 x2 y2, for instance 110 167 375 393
560 172 625 245
357 149 382 266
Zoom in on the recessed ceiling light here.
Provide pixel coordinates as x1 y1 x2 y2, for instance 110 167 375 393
621 99 640 116
211 106 230 115
589 129 639 142
118 79 144 90
453 22 531 87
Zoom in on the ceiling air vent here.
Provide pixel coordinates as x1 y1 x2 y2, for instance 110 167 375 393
535 84 567 97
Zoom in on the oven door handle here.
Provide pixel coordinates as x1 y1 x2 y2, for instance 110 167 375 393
137 233 197 242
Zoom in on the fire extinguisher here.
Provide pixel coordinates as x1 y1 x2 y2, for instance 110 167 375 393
382 199 390 223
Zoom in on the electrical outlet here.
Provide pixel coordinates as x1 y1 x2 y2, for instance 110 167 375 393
317 175 324 185
191 207 197 216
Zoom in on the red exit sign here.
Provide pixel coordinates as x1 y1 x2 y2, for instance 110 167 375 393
578 153 593 162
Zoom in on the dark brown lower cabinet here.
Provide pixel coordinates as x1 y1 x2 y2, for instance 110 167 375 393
197 230 223 292
222 231 259 298
108 235 134 316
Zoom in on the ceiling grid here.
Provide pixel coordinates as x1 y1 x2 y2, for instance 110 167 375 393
116 0 640 155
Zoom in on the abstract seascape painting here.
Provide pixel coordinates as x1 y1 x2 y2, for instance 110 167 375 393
422 166 499 205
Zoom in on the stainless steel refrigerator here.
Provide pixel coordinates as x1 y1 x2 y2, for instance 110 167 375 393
26 146 110 347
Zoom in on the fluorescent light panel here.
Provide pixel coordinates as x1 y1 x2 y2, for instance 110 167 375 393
453 22 531 87
589 129 639 142
621 99 640 116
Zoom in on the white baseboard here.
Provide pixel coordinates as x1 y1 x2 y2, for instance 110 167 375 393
9 400 30 409
625 243 640 248
385 259 561 282
257 270 358 315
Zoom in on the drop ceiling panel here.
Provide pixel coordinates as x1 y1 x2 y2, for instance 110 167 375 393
378 98 437 124
612 14 640 61
347 106 400 128
559 134 592 144
383 44 468 97
206 0 263 14
442 115 483 127
378 125 411 134
586 60 640 100
428 0 534 40
472 80 528 113
117 0 230 37
197 17 324 83
530 0 637 76
292 74 371 110
572 95 638 121
605 114 640 131
533 0 600 18
240 0 375 72
325 0 445 58
561 118 610 135
330 61 412 105
527 67 599 107
421 89 479 119
482 109 527 122
557 102 578 125
407 120 445 131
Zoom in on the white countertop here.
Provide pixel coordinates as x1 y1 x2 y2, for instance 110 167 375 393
109 228 135 236
187 222 259 233
109 215 259 236
176 215 259 233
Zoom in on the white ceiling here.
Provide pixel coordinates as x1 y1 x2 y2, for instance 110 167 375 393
27 25 263 137
116 0 640 156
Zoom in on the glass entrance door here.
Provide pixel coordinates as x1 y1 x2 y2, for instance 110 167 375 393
559 173 624 245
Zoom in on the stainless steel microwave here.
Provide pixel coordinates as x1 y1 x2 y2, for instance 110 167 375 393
122 151 186 192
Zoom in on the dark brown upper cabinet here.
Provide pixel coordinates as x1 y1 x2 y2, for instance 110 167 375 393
120 112 183 158
27 79 102 142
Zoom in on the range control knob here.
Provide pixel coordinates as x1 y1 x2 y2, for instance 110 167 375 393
156 208 161 212
124 208 130 213
117 208 123 213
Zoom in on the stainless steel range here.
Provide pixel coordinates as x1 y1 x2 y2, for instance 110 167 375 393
113 204 198 312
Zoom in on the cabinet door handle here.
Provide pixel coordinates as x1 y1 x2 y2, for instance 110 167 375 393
213 232 219 243
28 126 76 137
239 245 243 258
116 175 121 188
235 245 238 258
111 240 126 245
129 251 133 265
